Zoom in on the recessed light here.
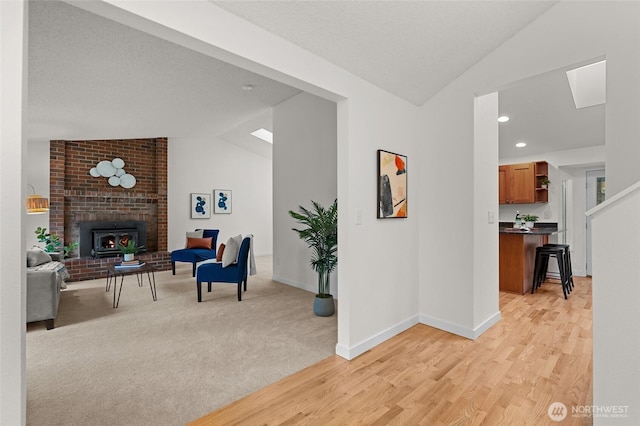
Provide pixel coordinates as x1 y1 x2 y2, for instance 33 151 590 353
515 142 527 148
498 115 510 123
241 84 254 91
251 128 273 144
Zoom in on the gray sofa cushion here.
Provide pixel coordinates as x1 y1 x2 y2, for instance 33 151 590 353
27 248 52 267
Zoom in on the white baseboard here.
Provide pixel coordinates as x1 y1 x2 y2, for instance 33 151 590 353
271 275 315 294
419 310 501 340
335 315 419 360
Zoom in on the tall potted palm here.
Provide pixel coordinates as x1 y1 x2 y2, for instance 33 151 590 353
289 199 338 316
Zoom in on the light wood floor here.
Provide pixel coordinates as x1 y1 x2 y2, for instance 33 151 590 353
189 277 592 425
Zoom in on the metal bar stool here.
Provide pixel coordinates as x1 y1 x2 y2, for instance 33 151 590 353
532 246 569 299
543 243 574 292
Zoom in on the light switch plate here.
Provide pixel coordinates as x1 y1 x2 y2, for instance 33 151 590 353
488 210 495 224
355 208 363 225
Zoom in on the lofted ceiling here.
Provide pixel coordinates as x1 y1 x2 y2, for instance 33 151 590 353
213 0 558 105
28 0 601 160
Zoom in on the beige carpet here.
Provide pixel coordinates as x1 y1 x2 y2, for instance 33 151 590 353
26 256 337 426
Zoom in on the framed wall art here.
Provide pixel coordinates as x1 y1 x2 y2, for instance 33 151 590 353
214 189 232 214
191 193 211 219
377 149 407 218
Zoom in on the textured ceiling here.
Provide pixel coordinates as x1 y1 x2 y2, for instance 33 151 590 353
214 0 558 105
27 0 300 141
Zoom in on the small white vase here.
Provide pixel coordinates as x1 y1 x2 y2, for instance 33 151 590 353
124 253 134 261
525 221 534 228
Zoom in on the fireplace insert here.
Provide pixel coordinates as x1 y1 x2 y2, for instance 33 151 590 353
79 221 147 258
92 229 138 258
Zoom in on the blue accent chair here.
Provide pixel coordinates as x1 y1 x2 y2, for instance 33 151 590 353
171 229 219 277
195 237 250 302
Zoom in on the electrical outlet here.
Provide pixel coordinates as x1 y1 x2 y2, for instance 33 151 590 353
355 208 363 225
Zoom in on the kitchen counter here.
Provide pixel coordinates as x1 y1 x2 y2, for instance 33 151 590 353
498 225 556 294
498 222 567 294
499 227 561 235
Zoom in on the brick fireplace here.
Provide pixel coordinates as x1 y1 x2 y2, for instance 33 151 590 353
50 138 171 281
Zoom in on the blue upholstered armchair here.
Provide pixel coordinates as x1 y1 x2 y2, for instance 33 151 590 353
171 229 219 277
195 237 251 302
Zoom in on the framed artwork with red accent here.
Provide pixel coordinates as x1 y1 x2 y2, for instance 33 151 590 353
377 149 407 219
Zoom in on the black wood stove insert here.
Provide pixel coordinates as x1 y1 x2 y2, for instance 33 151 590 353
79 221 147 258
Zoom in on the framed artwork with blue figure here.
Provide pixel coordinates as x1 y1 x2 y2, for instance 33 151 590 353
214 189 232 214
191 193 211 218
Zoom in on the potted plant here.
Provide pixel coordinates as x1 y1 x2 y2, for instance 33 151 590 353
35 227 77 258
289 199 338 317
522 214 539 228
119 240 143 261
540 177 551 189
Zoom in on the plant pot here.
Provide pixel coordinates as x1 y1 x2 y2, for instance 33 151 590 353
313 294 335 317
525 221 534 228
123 253 135 262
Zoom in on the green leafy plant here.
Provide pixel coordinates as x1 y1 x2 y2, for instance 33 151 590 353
35 226 61 253
63 242 78 258
118 240 143 254
289 199 338 298
540 177 551 186
522 214 539 222
35 227 77 258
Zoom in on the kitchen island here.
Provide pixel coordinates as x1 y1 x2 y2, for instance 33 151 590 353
499 225 560 294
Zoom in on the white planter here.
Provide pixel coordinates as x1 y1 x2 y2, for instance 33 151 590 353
525 221 535 228
124 253 135 261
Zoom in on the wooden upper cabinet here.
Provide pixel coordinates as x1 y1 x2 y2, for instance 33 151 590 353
498 166 508 204
499 161 547 204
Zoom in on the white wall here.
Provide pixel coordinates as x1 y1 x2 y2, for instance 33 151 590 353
272 92 337 296
473 92 501 333
168 136 272 255
589 184 640 422
0 1 27 424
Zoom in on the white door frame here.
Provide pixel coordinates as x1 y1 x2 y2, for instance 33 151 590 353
586 169 605 275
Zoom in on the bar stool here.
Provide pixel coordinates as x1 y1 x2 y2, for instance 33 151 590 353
543 243 574 292
532 246 569 299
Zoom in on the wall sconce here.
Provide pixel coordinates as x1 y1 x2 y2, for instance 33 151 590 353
26 184 50 214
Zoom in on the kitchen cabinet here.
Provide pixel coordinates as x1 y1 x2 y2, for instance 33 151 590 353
499 161 548 204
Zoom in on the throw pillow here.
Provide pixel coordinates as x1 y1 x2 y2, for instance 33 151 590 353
216 243 226 262
221 234 242 267
27 248 52 267
186 237 212 250
185 230 204 247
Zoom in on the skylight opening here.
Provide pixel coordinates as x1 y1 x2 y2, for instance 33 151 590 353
251 128 273 144
566 60 606 109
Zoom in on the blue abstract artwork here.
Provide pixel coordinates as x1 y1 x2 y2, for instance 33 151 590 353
191 193 211 218
214 189 232 214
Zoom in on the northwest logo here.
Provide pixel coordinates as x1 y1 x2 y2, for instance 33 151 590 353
548 402 568 422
